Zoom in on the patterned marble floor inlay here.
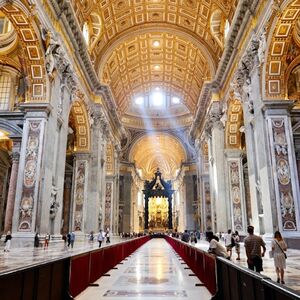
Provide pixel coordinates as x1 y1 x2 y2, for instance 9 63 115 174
76 239 211 299
103 290 188 297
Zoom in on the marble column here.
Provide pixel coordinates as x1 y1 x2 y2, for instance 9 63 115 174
225 150 247 234
12 104 50 242
264 101 300 235
207 105 229 232
4 139 21 233
62 174 72 234
72 153 90 234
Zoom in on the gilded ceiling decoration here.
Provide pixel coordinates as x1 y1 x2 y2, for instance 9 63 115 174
70 100 91 152
0 3 47 102
225 98 244 149
101 32 211 115
129 134 186 180
70 0 238 123
266 0 300 99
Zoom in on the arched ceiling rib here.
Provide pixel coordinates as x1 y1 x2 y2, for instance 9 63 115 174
130 134 186 180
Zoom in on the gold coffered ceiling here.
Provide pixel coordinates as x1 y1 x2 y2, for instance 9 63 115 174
70 0 238 125
101 32 212 114
130 134 186 180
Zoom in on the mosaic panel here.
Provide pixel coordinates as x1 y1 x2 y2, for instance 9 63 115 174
18 121 42 231
269 118 298 231
104 182 113 230
73 160 87 231
228 160 244 231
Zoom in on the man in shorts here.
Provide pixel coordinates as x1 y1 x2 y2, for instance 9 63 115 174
244 225 266 273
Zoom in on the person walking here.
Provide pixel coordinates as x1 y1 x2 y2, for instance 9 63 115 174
244 225 266 273
89 231 94 244
224 229 234 258
67 231 71 248
97 229 104 248
181 230 190 243
34 232 40 248
4 231 12 252
44 233 50 249
105 229 110 244
233 230 241 260
271 231 287 284
70 231 75 248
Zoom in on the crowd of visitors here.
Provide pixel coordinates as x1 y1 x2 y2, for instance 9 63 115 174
175 226 287 284
1 224 288 285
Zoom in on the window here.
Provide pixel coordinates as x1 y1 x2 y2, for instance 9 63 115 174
82 22 89 44
0 17 12 35
0 74 12 110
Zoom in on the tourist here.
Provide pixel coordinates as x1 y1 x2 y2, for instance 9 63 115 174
98 229 104 247
181 230 190 243
244 225 266 273
271 231 287 284
4 231 12 252
206 231 230 259
44 233 50 249
89 231 94 244
34 232 40 248
105 228 110 244
233 230 241 260
224 229 234 258
70 231 75 248
190 231 197 244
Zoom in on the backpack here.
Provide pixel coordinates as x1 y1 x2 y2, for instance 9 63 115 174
231 236 235 248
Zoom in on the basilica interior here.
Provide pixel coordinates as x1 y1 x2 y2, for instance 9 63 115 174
1 0 300 299
0 0 300 245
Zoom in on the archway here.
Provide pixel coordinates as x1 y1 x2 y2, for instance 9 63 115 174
61 100 90 234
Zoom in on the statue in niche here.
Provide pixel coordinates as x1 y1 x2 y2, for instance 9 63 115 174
42 28 60 78
49 177 60 219
258 29 267 66
67 127 75 152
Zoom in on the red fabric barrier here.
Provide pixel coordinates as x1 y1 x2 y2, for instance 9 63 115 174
69 254 90 297
69 236 150 298
165 236 217 296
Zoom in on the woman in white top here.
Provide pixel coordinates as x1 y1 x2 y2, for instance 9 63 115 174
271 231 287 284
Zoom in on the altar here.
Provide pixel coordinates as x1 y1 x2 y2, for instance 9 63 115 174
143 169 174 231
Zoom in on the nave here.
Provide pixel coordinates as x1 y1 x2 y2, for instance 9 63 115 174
76 239 211 300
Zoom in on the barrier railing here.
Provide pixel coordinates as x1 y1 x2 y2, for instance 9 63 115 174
0 236 150 300
0 258 70 300
216 256 300 300
69 236 150 297
165 236 300 300
164 235 217 295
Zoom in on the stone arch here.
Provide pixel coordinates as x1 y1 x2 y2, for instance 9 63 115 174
69 100 91 152
0 120 22 138
0 0 47 102
265 0 300 99
129 133 187 179
225 98 244 149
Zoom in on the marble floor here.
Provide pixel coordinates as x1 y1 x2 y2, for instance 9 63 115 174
0 237 125 275
76 239 211 300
